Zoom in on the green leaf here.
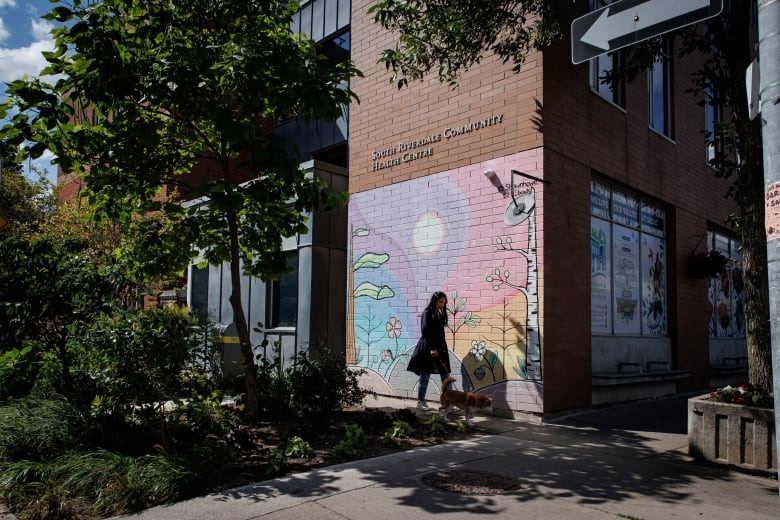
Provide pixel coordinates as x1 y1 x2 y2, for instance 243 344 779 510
353 252 390 270
488 351 498 369
354 282 395 300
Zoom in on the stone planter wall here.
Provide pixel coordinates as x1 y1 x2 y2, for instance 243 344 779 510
688 394 777 475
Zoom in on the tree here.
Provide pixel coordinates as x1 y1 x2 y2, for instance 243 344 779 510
0 144 56 237
0 0 359 418
369 0 772 394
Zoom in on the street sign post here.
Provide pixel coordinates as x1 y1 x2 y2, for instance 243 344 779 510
571 0 723 64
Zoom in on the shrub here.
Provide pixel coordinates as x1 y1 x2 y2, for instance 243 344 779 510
287 343 372 415
0 346 39 402
330 424 368 457
255 341 373 416
426 414 447 436
264 435 315 476
284 436 314 458
382 420 412 448
254 341 294 414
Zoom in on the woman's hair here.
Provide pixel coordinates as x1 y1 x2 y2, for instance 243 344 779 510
424 291 448 314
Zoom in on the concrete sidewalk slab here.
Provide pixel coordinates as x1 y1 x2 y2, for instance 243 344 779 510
117 395 779 520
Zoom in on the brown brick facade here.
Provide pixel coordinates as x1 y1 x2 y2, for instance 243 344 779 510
348 2 740 415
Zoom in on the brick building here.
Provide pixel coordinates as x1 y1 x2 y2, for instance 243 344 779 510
58 0 748 416
345 0 748 416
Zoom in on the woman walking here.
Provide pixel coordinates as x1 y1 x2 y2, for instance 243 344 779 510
407 291 452 410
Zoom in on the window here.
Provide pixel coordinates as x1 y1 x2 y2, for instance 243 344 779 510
648 38 673 138
267 252 299 328
189 265 210 322
704 81 723 165
590 51 625 107
591 179 667 336
588 1 625 107
705 229 744 338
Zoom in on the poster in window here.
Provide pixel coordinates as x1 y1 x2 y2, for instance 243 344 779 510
591 218 611 333
641 234 666 335
613 225 640 334
612 191 639 228
707 260 746 338
590 181 611 219
640 203 664 237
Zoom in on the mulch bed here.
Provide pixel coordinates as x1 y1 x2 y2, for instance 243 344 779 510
207 406 478 492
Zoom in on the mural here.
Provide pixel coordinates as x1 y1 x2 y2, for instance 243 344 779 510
347 150 545 413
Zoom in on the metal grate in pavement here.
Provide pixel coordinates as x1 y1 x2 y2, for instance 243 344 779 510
422 470 521 495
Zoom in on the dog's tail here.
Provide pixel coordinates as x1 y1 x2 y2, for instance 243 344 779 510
442 376 456 390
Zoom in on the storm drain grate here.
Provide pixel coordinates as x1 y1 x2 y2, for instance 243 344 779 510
422 470 521 495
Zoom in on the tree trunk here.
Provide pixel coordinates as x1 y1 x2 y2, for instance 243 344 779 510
221 156 261 419
737 161 773 395
226 207 261 419
723 9 774 396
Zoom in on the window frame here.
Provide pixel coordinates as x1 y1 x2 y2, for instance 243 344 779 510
591 179 668 337
704 81 724 166
266 251 299 330
647 38 674 138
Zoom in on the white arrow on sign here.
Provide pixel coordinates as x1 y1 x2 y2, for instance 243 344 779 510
571 0 723 64
581 0 710 50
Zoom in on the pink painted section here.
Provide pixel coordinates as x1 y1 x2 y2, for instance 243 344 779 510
348 149 545 414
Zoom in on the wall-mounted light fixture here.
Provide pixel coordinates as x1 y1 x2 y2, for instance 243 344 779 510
484 170 507 196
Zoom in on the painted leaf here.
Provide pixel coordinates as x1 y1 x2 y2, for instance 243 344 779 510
488 350 498 369
462 312 479 327
514 356 527 379
352 228 370 237
456 298 466 312
353 252 389 270
354 281 395 300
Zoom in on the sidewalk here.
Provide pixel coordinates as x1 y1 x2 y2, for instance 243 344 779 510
116 394 778 520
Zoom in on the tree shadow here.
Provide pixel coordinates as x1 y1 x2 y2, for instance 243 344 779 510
146 396 776 519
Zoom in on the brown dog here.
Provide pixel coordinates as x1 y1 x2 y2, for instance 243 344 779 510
439 376 493 426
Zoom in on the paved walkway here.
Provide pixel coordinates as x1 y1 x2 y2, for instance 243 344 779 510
114 394 778 520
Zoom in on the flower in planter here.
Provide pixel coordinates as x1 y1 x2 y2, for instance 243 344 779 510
708 383 774 408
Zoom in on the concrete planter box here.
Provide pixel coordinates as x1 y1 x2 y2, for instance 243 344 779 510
688 394 777 475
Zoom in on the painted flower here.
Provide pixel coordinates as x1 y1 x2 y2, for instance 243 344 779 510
386 317 402 338
469 340 486 361
381 349 393 361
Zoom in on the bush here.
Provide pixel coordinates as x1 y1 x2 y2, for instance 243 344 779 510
255 342 373 416
382 420 412 448
0 346 39 402
330 424 368 457
287 343 371 415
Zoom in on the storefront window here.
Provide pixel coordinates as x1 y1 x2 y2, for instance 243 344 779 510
591 180 667 336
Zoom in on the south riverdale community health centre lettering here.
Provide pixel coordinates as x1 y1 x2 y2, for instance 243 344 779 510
371 114 505 172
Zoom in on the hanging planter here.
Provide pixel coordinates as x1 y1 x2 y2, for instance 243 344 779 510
688 249 729 279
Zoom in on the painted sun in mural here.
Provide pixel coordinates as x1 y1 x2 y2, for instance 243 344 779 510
412 212 446 256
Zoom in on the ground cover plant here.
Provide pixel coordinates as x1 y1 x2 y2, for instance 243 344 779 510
0 326 477 520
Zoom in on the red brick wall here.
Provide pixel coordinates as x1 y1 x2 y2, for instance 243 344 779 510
350 2 738 413
541 14 738 405
349 0 544 195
